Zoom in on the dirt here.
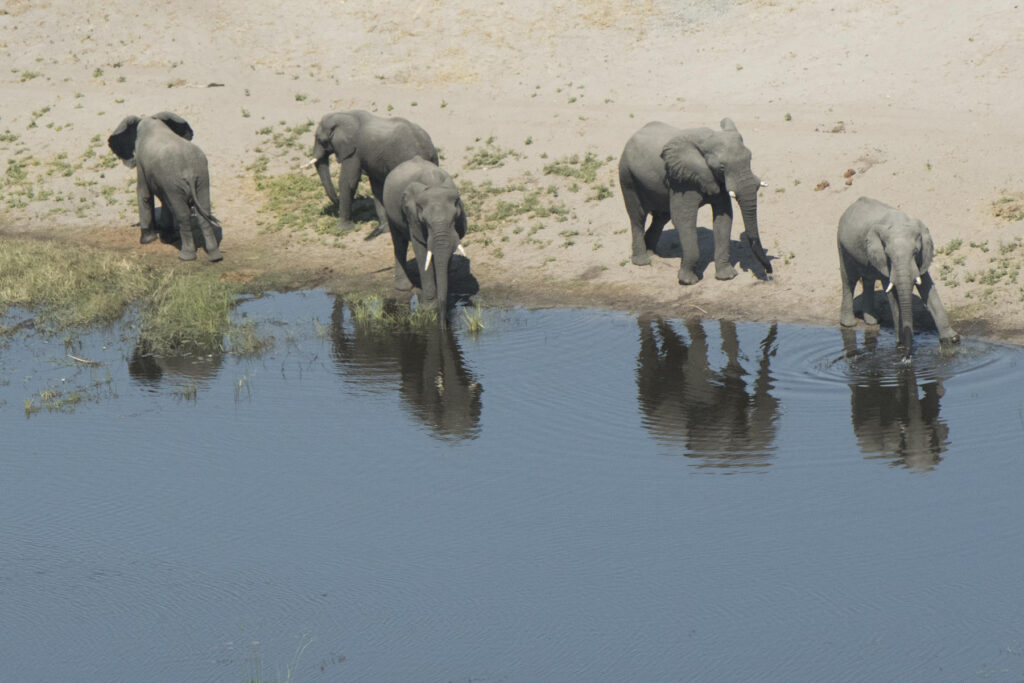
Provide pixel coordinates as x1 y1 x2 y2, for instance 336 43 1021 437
2 0 1024 344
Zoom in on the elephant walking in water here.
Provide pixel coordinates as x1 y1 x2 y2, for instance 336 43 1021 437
837 196 959 351
107 112 223 261
618 118 772 284
306 110 438 235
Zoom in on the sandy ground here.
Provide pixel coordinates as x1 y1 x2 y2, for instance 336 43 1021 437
2 0 1024 343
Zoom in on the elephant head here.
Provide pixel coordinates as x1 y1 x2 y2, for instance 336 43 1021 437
308 113 360 206
107 111 194 167
864 217 934 351
402 181 467 329
662 118 771 274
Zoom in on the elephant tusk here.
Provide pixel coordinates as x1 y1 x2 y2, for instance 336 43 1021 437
885 281 894 293
760 180 768 187
300 157 318 169
728 190 737 199
424 250 432 272
915 276 922 285
456 244 466 257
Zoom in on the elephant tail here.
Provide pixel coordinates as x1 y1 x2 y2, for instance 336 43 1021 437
186 177 222 229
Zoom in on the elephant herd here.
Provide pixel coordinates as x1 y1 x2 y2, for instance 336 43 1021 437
107 109 961 348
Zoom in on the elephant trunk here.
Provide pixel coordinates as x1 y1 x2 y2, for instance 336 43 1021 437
892 264 916 352
736 184 772 274
430 243 452 329
313 144 339 205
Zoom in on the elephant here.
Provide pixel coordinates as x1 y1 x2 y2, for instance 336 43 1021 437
837 196 959 351
841 328 949 470
107 112 223 261
636 315 780 469
329 296 482 440
618 118 773 284
382 156 468 328
306 110 438 235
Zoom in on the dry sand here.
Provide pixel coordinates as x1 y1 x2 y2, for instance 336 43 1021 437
2 0 1023 343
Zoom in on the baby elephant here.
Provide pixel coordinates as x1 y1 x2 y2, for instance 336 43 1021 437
382 157 468 328
108 112 222 261
838 197 959 350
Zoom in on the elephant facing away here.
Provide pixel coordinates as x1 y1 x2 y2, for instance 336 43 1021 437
618 118 772 285
306 110 438 235
837 196 959 351
108 112 223 261
382 157 468 328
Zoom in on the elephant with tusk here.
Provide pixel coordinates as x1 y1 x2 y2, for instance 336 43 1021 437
382 157 469 328
837 196 960 351
307 110 438 235
618 118 773 284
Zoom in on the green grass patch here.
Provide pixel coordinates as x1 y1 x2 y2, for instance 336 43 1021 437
463 137 523 170
252 163 343 235
542 151 605 183
992 192 1024 222
345 294 437 331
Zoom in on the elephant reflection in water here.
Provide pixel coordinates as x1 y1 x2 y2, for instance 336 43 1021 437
841 328 949 471
636 316 780 469
329 298 482 440
128 341 223 388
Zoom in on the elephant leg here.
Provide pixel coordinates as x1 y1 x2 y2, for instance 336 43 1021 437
165 195 197 261
917 273 959 343
390 229 414 291
336 157 362 232
620 169 652 266
367 177 389 239
644 212 669 254
861 278 879 325
838 246 861 327
136 176 159 244
710 195 736 280
669 190 703 285
194 183 223 262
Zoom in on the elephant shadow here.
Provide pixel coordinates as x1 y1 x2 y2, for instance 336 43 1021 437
652 225 773 280
329 296 483 440
636 315 780 470
148 206 223 252
395 254 480 300
840 328 950 471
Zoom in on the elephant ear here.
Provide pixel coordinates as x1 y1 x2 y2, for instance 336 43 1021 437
865 227 889 277
916 221 934 273
454 196 468 240
108 115 141 161
402 182 429 247
319 113 358 160
661 134 721 196
152 111 194 140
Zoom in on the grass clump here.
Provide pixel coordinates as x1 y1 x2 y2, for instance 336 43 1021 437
138 269 241 355
542 151 605 183
463 137 523 170
253 166 341 235
991 191 1024 222
346 294 437 331
0 238 153 328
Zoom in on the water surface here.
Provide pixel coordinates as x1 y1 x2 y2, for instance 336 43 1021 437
1 291 1023 682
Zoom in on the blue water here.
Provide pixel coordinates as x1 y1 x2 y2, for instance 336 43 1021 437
1 291 1023 682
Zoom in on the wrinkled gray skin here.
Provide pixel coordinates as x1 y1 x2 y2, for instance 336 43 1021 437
310 110 438 235
618 118 772 284
107 112 222 261
382 157 467 328
838 196 959 352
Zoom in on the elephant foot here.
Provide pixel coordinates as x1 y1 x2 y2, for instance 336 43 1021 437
366 224 387 239
140 228 160 244
715 263 738 281
840 315 858 328
338 220 357 233
206 249 224 263
941 333 961 345
862 312 879 326
178 249 198 262
394 278 413 291
677 268 700 286
631 251 652 267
